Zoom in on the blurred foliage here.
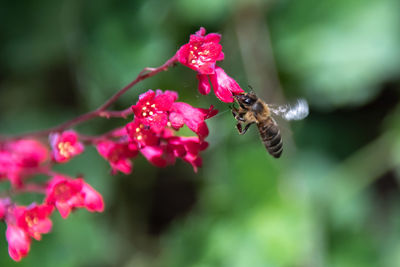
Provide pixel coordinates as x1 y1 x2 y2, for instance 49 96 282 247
1 0 400 266
269 0 400 108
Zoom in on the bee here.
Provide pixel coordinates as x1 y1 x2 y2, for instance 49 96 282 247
232 92 309 158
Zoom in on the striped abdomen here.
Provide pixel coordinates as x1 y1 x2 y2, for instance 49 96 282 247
257 118 283 158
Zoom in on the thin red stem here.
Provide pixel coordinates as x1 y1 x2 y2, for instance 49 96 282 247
13 184 47 195
5 55 177 140
0 183 48 198
98 107 133 119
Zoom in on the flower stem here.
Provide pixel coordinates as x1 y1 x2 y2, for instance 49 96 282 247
5 55 178 140
98 107 133 119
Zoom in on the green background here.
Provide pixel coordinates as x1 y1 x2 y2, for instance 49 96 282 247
1 0 400 266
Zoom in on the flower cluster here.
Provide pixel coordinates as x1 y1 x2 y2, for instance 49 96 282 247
176 27 244 102
0 174 103 261
96 89 217 174
0 89 217 261
0 26 243 262
0 134 103 261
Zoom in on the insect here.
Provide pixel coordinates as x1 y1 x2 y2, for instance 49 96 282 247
231 92 309 158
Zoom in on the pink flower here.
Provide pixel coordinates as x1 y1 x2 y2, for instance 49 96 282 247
126 120 159 147
45 175 104 219
131 90 178 133
137 135 208 172
5 139 49 169
13 203 53 241
176 27 224 75
167 136 208 172
169 102 218 139
176 28 244 102
4 202 53 261
49 130 84 163
6 224 31 262
140 145 174 168
124 89 217 171
198 66 244 103
129 89 218 140
96 140 138 174
0 139 49 187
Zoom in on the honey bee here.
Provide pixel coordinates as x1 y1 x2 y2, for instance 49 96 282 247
232 92 309 158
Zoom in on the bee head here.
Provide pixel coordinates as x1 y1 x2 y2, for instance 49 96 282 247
234 92 257 107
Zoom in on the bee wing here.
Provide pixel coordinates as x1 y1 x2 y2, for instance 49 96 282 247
269 99 309 121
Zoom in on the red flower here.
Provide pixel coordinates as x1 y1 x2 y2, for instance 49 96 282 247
13 203 53 241
176 27 224 75
130 89 218 141
131 90 178 133
167 136 208 172
124 89 217 171
176 28 244 102
5 139 49 169
96 140 138 174
0 139 49 187
198 66 244 103
126 120 159 148
170 102 218 139
6 224 30 262
137 134 208 172
3 202 53 262
49 130 84 163
45 175 104 219
140 145 173 168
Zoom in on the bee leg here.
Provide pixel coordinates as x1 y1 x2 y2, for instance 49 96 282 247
236 123 243 134
241 123 253 134
236 114 246 122
236 122 253 135
231 107 239 117
232 108 246 122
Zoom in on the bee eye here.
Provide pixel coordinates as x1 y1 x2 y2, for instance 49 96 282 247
243 98 252 105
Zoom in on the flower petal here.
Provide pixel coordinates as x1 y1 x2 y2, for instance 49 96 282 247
197 74 211 95
169 112 185 129
176 28 224 75
81 180 105 213
210 67 244 103
6 225 30 262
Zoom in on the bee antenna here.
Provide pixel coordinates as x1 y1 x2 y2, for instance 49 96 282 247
247 85 255 94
